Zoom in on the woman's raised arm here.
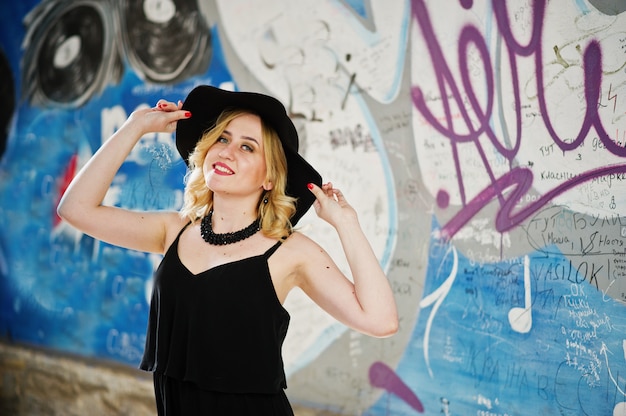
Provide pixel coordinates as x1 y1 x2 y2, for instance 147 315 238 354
57 100 191 254
295 182 399 338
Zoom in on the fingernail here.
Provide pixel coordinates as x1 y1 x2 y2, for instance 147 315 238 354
185 112 192 118
307 183 314 190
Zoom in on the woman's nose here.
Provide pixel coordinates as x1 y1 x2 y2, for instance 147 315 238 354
218 143 234 159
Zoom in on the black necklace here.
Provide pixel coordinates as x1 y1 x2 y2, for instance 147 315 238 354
200 210 260 245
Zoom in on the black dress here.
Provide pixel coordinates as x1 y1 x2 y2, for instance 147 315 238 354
140 224 293 415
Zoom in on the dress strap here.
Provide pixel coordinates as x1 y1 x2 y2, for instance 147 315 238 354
263 241 283 258
175 221 193 240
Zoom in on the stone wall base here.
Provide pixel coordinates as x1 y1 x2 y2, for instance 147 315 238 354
0 342 335 415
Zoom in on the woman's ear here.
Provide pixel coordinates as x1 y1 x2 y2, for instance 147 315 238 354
263 180 274 191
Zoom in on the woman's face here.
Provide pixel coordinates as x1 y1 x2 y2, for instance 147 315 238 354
202 113 272 198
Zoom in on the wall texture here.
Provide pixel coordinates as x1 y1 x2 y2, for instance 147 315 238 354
0 1 624 415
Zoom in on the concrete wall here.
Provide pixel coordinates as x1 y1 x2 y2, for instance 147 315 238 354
0 1 625 415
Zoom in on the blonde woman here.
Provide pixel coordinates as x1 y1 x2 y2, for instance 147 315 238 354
58 85 398 415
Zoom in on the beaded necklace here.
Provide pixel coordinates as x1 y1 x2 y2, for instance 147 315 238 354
200 210 260 245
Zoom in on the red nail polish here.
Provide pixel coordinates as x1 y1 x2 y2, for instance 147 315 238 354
307 183 314 190
185 112 192 118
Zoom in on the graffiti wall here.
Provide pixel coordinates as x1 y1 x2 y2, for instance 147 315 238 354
0 0 624 414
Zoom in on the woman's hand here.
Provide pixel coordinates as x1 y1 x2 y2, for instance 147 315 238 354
125 99 190 136
308 182 358 228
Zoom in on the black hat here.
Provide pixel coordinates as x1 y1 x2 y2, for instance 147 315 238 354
176 85 322 226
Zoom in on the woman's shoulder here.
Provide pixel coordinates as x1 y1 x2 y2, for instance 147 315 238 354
280 230 327 260
161 211 190 229
271 231 324 284
283 229 314 246
162 211 193 246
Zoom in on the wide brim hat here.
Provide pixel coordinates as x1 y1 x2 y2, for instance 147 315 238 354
176 85 322 226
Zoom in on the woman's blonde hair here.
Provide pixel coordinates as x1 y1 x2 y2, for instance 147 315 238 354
179 110 297 239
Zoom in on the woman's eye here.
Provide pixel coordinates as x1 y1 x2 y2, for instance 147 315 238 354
241 144 253 152
217 137 228 143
